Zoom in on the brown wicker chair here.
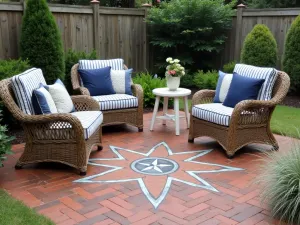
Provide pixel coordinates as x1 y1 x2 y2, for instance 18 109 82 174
0 78 103 175
188 71 290 158
71 63 144 131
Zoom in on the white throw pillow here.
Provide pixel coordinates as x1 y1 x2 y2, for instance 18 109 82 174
44 79 75 113
110 69 133 95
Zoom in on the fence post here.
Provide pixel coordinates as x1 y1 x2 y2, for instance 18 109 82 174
91 0 100 57
21 0 26 14
234 4 246 61
142 3 151 71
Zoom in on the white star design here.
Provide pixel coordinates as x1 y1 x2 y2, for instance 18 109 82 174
139 159 172 173
74 142 244 208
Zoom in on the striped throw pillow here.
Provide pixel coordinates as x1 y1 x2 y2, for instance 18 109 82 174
233 64 278 101
79 59 124 70
213 71 233 103
11 68 46 115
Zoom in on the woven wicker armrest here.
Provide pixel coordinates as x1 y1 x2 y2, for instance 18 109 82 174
73 87 90 96
231 99 276 126
71 95 100 111
131 84 143 99
192 90 215 105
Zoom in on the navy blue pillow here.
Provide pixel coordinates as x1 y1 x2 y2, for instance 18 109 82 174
78 66 116 96
223 72 265 108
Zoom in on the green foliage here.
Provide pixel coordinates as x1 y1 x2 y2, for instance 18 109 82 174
0 189 55 225
146 0 235 72
0 59 31 127
283 15 300 94
222 61 236 73
20 0 65 84
47 0 90 4
246 0 300 8
181 73 196 88
64 49 97 93
241 24 277 67
0 59 31 80
0 111 14 167
256 145 300 225
133 72 166 108
193 70 218 90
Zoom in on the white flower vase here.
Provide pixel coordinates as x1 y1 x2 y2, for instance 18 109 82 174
167 76 181 91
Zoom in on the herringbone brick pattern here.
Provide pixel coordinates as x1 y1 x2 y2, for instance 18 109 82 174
0 112 295 225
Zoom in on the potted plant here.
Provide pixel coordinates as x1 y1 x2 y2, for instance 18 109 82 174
165 57 185 91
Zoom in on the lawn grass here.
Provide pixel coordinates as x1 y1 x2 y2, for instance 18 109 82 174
179 99 300 139
0 189 55 225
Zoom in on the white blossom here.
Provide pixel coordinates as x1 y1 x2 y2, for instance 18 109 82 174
174 59 180 63
166 57 172 62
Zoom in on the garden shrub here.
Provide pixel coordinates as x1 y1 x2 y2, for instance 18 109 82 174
146 0 235 72
256 145 300 225
180 73 196 88
283 15 300 94
193 70 218 90
222 61 236 73
20 0 65 84
0 59 31 127
247 0 300 8
64 49 97 93
133 72 166 108
241 24 277 67
0 111 14 167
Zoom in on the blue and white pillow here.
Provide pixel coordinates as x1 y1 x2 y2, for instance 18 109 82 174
32 84 58 115
213 71 233 103
44 79 75 113
79 59 124 70
11 68 46 115
234 64 278 101
78 66 116 96
110 69 133 95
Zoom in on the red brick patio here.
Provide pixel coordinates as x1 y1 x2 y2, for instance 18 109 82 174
0 112 295 225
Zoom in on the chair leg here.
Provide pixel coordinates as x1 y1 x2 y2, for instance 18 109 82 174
226 153 234 159
97 145 103 151
138 128 143 132
188 138 194 143
79 171 87 176
15 164 22 170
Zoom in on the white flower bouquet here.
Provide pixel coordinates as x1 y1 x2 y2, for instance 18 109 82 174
165 57 185 77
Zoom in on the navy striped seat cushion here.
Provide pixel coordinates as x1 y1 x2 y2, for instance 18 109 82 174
11 68 46 115
92 94 138 111
71 111 103 139
79 59 124 70
234 64 278 101
192 103 234 126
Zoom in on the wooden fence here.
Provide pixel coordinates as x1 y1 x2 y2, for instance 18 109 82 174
0 2 299 71
0 1 148 71
221 6 300 69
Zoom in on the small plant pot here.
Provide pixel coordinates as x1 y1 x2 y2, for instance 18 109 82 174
167 76 181 91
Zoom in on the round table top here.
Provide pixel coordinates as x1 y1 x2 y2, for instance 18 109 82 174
152 87 191 97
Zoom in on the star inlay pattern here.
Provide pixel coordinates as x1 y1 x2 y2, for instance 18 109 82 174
74 142 243 208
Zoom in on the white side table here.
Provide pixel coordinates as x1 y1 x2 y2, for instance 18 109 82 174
150 88 191 136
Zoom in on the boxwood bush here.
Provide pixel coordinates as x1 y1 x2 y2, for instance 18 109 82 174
193 70 218 90
0 111 14 167
241 24 277 67
283 15 300 94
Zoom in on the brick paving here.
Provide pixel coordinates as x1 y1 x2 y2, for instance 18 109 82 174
0 112 295 225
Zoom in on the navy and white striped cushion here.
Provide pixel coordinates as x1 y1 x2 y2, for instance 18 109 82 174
11 68 46 115
234 64 278 101
92 94 138 111
79 59 124 70
71 111 103 139
192 103 234 126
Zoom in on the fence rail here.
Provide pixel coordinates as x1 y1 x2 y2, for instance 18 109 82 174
0 2 299 71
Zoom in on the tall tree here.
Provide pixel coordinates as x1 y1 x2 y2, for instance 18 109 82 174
20 0 65 83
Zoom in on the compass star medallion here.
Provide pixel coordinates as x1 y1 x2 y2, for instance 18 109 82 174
74 142 243 208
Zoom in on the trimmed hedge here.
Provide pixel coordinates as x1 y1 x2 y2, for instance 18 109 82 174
283 15 300 94
20 0 65 84
241 24 277 67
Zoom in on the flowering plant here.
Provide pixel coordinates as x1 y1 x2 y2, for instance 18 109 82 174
165 57 185 77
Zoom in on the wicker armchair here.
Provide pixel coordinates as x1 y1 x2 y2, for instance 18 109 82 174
71 63 144 131
0 78 103 175
188 71 290 158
